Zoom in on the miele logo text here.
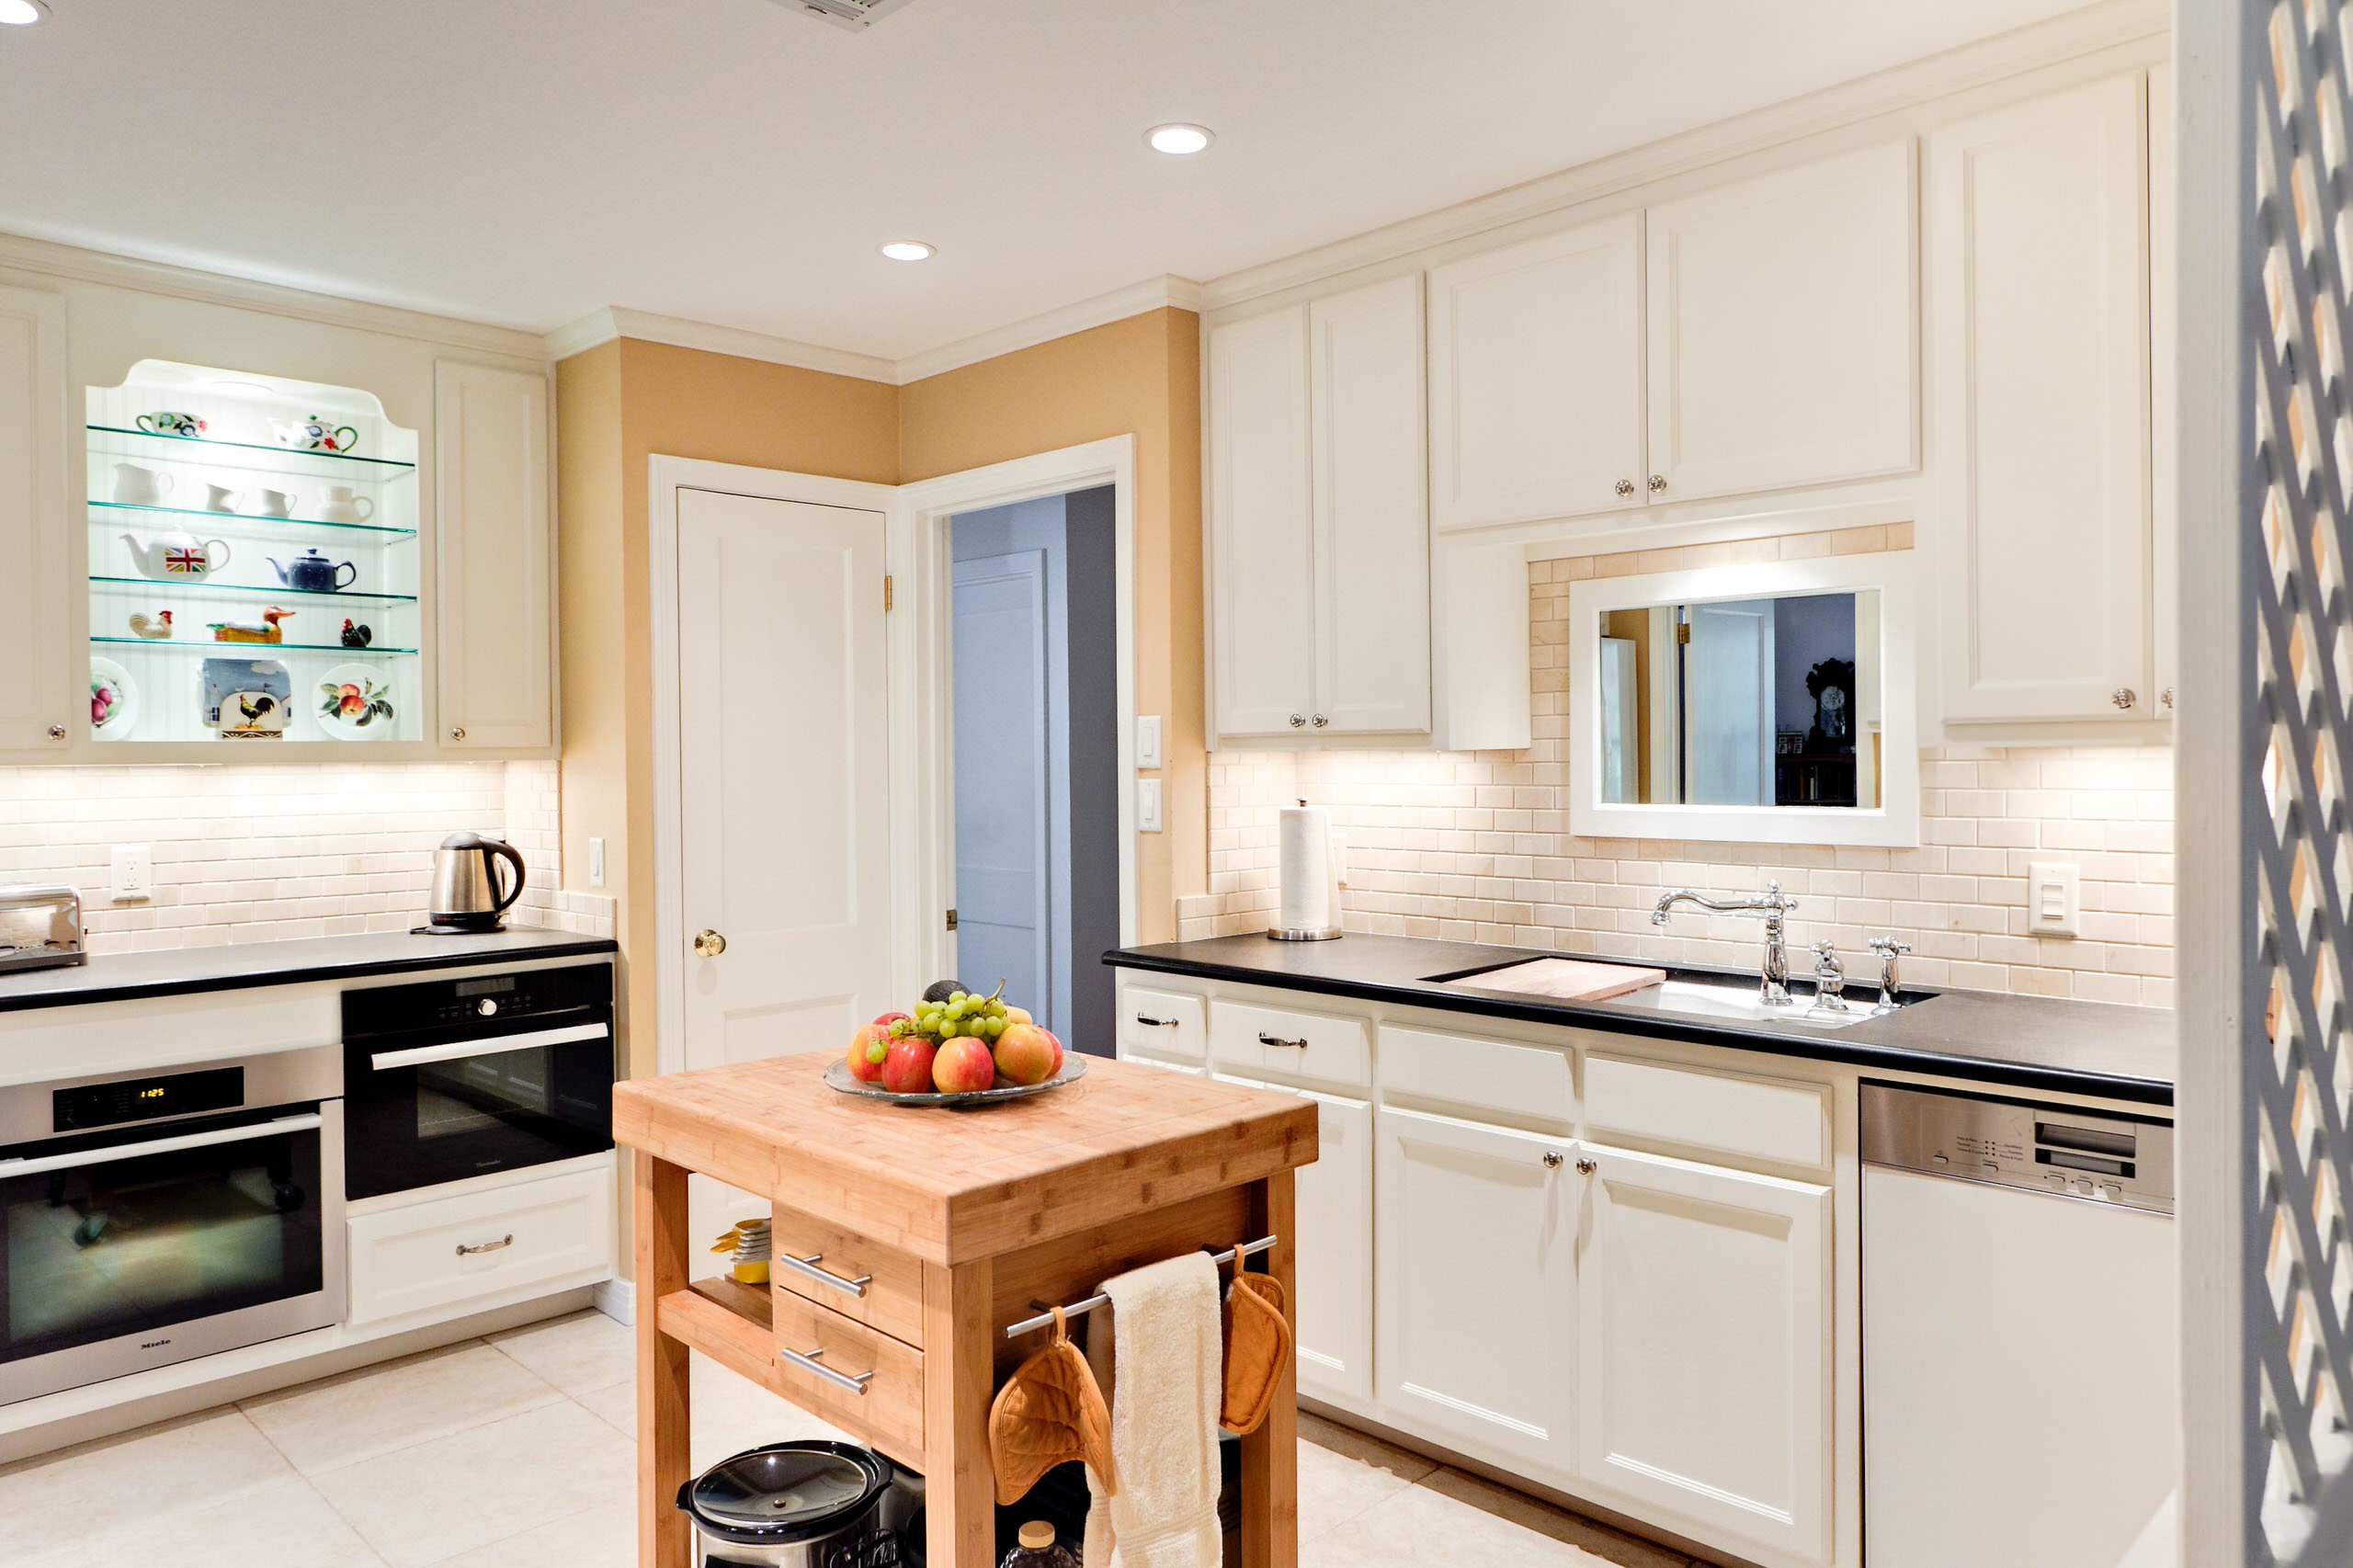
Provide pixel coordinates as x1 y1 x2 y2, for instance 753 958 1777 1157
139 1338 172 1349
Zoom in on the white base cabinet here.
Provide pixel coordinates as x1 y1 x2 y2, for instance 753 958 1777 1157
347 1157 615 1326
1576 1143 1832 1568
1221 1075 1374 1407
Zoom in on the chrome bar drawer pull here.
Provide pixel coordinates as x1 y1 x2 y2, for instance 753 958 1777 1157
1133 1015 1178 1028
779 1344 874 1396
455 1233 515 1256
1257 1032 1308 1051
778 1252 872 1299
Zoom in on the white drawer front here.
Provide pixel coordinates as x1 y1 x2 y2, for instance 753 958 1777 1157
348 1163 615 1325
1118 984 1207 1063
1584 1053 1829 1172
1379 1025 1574 1127
1212 999 1372 1090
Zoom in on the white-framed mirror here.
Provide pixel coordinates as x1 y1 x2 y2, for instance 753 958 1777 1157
1568 551 1918 846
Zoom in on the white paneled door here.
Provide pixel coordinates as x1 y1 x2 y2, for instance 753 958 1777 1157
950 549 1052 1027
676 487 893 1073
0 284 67 756
1208 305 1315 737
435 360 552 750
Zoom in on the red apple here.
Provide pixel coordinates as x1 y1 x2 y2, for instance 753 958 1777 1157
846 1022 892 1084
872 1010 911 1029
932 1037 998 1094
881 1035 938 1095
994 1023 1060 1087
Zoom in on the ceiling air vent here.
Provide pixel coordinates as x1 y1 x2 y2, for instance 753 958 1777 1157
771 0 921 29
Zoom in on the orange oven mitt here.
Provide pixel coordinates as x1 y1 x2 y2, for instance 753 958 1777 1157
1219 1250 1293 1436
988 1307 1120 1506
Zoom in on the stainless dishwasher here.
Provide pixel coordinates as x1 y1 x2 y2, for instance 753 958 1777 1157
1862 1083 2177 1567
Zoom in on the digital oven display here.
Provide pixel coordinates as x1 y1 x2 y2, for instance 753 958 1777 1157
54 1065 244 1132
456 977 517 998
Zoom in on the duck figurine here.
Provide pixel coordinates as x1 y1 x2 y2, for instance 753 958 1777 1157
128 610 174 640
340 619 372 648
209 608 296 645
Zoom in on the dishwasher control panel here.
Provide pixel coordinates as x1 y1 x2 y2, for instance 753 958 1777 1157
1861 1083 2173 1214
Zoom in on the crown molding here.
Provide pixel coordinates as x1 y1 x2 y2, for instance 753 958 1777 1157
546 305 899 383
1195 0 2170 312
0 229 550 360
892 275 1202 385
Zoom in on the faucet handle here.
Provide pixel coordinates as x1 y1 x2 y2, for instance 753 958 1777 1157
1869 936 1913 958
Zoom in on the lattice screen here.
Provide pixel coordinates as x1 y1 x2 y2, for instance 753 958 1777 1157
2256 3 2353 1559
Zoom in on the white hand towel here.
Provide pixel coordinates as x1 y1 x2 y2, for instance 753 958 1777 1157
1080 1251 1223 1568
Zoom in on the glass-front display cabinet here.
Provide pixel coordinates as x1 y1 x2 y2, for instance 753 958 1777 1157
85 361 421 745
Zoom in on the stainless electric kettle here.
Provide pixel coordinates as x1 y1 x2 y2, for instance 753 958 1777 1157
426 832 526 931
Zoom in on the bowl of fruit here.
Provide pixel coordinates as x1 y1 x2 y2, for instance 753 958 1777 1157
825 979 1083 1106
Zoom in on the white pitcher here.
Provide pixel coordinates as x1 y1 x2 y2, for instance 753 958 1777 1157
318 485 375 524
111 463 175 506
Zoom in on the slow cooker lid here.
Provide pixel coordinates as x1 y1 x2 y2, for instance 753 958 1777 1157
681 1442 886 1542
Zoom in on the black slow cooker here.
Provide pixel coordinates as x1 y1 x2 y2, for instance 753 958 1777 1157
676 1441 902 1566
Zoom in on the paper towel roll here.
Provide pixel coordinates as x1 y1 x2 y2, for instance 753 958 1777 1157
1273 803 1344 939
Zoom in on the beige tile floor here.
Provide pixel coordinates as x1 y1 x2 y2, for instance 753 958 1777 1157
0 1310 1706 1567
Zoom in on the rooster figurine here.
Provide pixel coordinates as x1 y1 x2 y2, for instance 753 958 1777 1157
128 610 174 640
339 618 372 648
209 608 295 645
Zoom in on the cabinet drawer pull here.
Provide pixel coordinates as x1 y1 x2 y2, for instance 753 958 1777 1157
455 1233 515 1256
779 1252 871 1299
779 1344 874 1395
1133 1015 1178 1028
449 725 467 741
1256 1032 1309 1051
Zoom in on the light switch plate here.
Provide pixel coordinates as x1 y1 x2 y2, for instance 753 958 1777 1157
588 836 606 889
110 843 153 903
2026 860 2080 937
1137 778 1164 833
1135 714 1164 770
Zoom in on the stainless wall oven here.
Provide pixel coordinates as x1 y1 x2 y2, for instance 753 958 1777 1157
0 1047 344 1405
343 960 615 1200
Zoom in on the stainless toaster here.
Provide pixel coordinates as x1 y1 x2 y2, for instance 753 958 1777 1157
0 884 85 973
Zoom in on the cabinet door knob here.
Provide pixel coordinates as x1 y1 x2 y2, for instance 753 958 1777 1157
1647 474 1669 494
1574 1156 1597 1175
1288 713 1306 728
1311 713 1329 728
45 724 64 742
693 928 728 958
2160 687 2175 710
1542 1152 1563 1169
1614 478 1636 497
449 725 467 741
2110 687 2136 710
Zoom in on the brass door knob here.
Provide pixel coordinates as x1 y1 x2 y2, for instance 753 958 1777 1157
449 725 467 741
692 928 728 959
1647 474 1669 494
1575 1157 1598 1175
45 724 64 741
1614 478 1636 497
2110 688 2136 710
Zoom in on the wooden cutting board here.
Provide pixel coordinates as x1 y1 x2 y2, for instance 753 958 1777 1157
1463 957 1667 1003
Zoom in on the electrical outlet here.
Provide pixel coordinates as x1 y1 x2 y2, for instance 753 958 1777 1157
110 843 153 903
2026 860 2081 937
588 836 607 889
1136 714 1164 770
1137 778 1164 833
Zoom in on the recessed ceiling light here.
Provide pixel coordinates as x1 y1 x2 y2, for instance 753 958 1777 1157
0 0 51 26
880 240 935 262
1146 123 1214 156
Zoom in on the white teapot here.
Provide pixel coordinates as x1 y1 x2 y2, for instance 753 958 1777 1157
119 530 232 580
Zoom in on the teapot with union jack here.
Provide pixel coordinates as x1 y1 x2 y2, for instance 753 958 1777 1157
119 529 232 581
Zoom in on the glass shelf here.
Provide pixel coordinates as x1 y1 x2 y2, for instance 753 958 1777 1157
88 424 417 471
92 636 418 656
89 575 419 605
88 498 417 538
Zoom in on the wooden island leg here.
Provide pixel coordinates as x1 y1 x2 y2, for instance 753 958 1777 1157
1242 1170 1300 1568
924 1257 997 1567
637 1153 691 1568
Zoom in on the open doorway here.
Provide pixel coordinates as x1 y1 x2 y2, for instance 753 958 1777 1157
947 485 1119 1051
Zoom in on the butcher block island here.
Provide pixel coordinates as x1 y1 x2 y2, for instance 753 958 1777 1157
614 1048 1320 1567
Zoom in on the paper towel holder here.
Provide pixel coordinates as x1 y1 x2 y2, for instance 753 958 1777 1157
1269 798 1345 941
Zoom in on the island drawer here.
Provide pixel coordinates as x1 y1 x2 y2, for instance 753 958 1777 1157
1211 999 1372 1089
768 1291 926 1460
768 1206 926 1346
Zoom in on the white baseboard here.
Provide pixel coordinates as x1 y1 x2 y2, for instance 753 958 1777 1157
593 1276 634 1325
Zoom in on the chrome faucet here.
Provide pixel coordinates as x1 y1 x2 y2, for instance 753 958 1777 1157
1651 881 1801 1005
1868 936 1913 1015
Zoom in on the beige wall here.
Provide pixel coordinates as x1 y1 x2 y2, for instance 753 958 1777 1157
898 307 1207 936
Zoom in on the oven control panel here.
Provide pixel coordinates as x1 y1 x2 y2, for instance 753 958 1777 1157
343 960 614 1039
54 1065 244 1133
1861 1083 2174 1214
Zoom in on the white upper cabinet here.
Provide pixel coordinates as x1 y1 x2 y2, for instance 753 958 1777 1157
1930 75 2151 723
1644 141 1918 506
1209 277 1432 744
1427 213 1645 530
1312 274 1431 735
2149 63 2177 719
0 284 69 756
1208 305 1317 738
1575 1143 1834 1568
435 359 554 750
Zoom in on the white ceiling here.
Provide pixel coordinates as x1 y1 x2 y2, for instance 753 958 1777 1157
2 0 2098 362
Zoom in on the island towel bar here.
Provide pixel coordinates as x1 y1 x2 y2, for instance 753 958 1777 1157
1003 1234 1279 1339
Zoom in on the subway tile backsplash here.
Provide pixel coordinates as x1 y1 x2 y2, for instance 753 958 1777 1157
0 759 612 953
1188 540 2175 1006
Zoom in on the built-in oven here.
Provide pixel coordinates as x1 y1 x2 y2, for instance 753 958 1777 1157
343 960 615 1201
0 1047 344 1405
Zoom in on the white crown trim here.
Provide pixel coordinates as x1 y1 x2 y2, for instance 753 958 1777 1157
0 229 550 360
892 275 1202 385
545 305 900 383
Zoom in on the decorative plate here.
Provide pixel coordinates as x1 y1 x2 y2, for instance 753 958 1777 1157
89 656 138 741
315 663 395 740
821 1053 1088 1108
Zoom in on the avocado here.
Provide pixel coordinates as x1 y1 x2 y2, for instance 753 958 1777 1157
920 980 967 1005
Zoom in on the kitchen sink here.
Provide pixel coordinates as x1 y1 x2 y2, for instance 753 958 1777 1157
1429 958 1918 1031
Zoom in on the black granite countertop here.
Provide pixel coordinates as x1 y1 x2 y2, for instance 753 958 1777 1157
1107 933 2176 1106
0 929 618 1015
